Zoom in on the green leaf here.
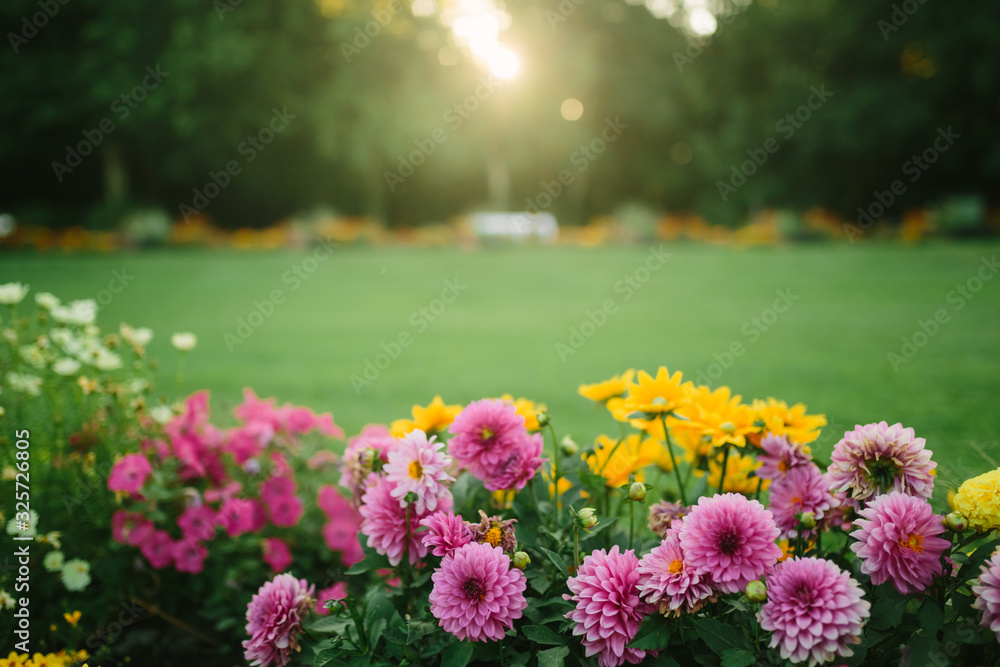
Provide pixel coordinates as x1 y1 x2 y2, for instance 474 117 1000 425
917 601 944 638
870 591 908 630
693 618 747 657
440 641 474 667
627 613 671 650
720 649 756 667
406 618 437 645
521 624 567 646
537 646 570 667
539 546 570 579
314 648 345 667
528 571 553 594
345 550 392 575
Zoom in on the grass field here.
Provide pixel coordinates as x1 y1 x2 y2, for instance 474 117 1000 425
3 241 999 499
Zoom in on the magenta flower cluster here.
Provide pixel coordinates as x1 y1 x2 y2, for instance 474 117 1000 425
448 399 546 492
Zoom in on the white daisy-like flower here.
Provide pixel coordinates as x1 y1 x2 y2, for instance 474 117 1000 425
61 559 91 592
51 299 98 326
0 282 29 305
42 531 62 549
171 332 197 351
382 429 455 514
44 550 65 572
7 510 39 537
120 324 153 347
7 372 42 396
53 358 82 376
150 404 175 424
0 589 14 610
88 346 122 371
35 292 60 310
19 344 48 369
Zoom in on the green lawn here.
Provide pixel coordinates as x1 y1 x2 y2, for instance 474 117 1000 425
3 242 999 499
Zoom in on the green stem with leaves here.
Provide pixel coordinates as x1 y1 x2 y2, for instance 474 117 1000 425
629 500 635 548
660 415 687 503
717 444 731 495
547 422 561 518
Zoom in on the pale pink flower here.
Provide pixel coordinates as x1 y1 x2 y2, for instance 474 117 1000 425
767 464 836 539
383 429 455 514
637 535 713 616
756 433 812 481
973 551 1000 643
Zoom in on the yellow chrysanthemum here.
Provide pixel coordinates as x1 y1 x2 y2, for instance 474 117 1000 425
491 489 515 509
622 367 691 415
678 385 756 449
578 370 634 402
703 450 768 494
0 652 25 667
499 394 547 431
63 610 81 626
952 468 1000 532
585 434 663 488
750 398 826 447
389 395 462 438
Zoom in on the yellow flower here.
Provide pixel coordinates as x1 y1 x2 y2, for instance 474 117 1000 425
491 489 515 509
750 398 826 446
77 376 99 395
704 450 768 494
499 394 547 431
63 610 82 626
578 370 634 402
953 468 1000 532
389 396 462 438
678 385 756 449
1 651 26 667
585 434 662 488
622 367 691 415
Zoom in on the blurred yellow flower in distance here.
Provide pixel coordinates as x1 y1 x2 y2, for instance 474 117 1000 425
499 394 547 431
704 450 767 494
750 398 826 446
679 385 756 449
63 610 81 626
578 370 634 402
389 395 462 438
585 434 662 488
622 367 691 415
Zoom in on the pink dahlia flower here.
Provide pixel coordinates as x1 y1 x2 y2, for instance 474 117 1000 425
565 546 652 667
242 573 315 667
647 501 689 539
827 421 935 508
315 582 348 616
973 550 1000 643
469 510 519 554
177 504 217 542
850 491 950 594
108 453 153 495
483 432 547 492
428 541 527 642
360 474 451 566
756 434 812 481
637 535 713 616
679 493 782 594
768 464 836 539
263 537 294 573
339 425 398 505
448 399 528 479
172 538 208 574
759 557 870 665
420 511 473 558
383 429 455 514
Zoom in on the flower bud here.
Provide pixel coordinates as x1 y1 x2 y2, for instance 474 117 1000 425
536 411 551 428
799 511 817 529
560 435 578 456
745 580 767 603
513 551 530 570
944 512 968 533
629 482 647 502
404 491 419 505
577 507 598 530
359 448 376 469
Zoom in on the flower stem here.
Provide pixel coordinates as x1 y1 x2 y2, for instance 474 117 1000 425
660 415 687 504
629 500 635 548
547 422 561 518
573 524 581 570
717 445 731 496
498 638 505 666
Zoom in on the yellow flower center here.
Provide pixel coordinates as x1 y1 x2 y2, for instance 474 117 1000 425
899 533 924 552
668 559 684 574
480 427 494 441
407 460 423 480
484 526 502 547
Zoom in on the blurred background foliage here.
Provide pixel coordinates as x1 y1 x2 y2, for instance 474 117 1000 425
1 0 998 230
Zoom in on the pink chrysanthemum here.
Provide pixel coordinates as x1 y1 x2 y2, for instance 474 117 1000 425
827 421 935 508
420 511 473 559
383 429 455 514
637 535 714 616
359 474 451 566
565 545 653 667
322 516 364 565
483 432 547 492
339 425 398 505
263 538 294 573
756 434 812 481
850 491 950 594
242 573 315 667
647 501 689 539
428 541 527 642
108 453 153 495
679 493 782 594
973 551 1000 643
448 399 528 479
768 464 836 539
759 557 870 665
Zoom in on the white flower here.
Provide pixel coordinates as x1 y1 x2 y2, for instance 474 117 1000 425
44 550 65 572
126 378 148 394
35 292 60 310
61 559 91 592
0 589 14 610
43 531 62 549
7 372 42 396
88 346 122 371
7 510 38 537
53 358 82 376
171 332 197 351
150 404 174 424
120 324 153 347
0 283 29 305
19 344 48 369
2 328 16 344
51 299 97 326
